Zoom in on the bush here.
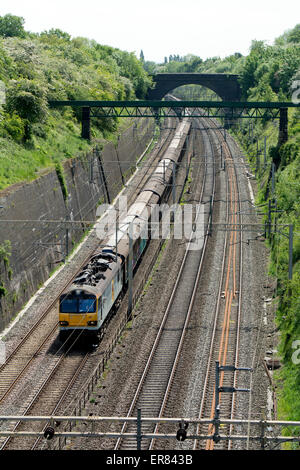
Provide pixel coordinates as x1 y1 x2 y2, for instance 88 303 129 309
2 112 25 142
6 78 48 123
55 162 68 201
0 240 11 264
41 29 71 41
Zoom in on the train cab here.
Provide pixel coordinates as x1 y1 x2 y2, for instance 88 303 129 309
59 289 98 328
58 250 123 341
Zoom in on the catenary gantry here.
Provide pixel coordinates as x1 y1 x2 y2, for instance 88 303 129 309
48 100 299 142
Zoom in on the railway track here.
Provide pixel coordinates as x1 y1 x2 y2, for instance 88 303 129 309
114 119 216 450
0 114 246 452
192 118 243 450
0 333 90 450
0 117 185 450
0 118 177 412
109 114 245 452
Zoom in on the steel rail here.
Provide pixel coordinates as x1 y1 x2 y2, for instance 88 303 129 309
0 117 183 450
0 119 176 449
0 322 58 405
1 126 176 449
0 333 90 450
192 123 230 450
114 117 215 450
192 117 242 450
226 134 244 450
148 118 217 450
30 350 91 450
205 121 242 450
0 118 176 410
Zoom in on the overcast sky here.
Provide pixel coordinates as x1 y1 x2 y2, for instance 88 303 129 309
0 0 299 63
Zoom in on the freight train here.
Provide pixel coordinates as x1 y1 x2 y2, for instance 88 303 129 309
59 119 191 342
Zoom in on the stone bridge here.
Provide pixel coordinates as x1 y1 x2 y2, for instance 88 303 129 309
147 73 242 101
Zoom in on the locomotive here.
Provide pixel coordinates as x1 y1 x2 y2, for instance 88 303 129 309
59 119 191 342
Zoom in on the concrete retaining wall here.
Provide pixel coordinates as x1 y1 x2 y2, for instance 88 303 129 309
0 118 155 331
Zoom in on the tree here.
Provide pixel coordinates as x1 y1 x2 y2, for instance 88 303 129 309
41 28 71 41
112 50 152 98
287 24 300 44
0 14 26 38
139 50 145 62
185 57 203 72
6 79 48 124
239 53 260 98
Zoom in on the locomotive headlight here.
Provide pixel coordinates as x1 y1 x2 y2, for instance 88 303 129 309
59 321 69 326
88 321 97 326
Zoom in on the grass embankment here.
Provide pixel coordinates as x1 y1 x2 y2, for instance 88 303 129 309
161 23 300 431
232 108 300 436
0 112 138 190
0 27 152 190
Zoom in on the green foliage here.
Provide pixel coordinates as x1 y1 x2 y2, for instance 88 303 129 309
112 50 152 98
0 282 7 298
0 16 298 424
0 42 14 80
0 26 154 189
0 240 11 298
0 14 26 38
55 161 68 201
150 51 244 76
41 29 71 41
239 40 300 99
0 240 11 266
287 24 300 43
233 110 300 423
276 24 300 46
6 78 48 123
2 112 25 142
277 142 299 170
154 25 299 103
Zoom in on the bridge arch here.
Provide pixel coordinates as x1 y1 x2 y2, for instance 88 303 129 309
147 73 242 102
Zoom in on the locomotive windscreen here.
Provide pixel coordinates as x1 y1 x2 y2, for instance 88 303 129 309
60 293 96 313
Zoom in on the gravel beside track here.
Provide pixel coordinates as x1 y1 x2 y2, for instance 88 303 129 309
67 121 273 452
0 118 176 354
165 124 273 451
113 118 214 451
0 118 180 446
224 133 275 450
0 117 274 451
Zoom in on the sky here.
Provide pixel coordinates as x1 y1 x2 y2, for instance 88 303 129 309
0 0 299 63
